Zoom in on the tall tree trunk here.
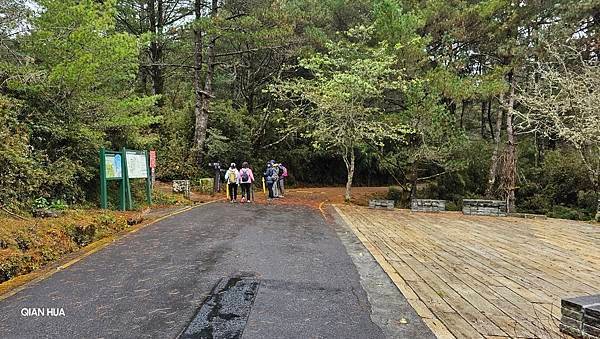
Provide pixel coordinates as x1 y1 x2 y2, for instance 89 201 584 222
409 161 418 199
147 0 164 104
460 100 468 130
192 0 219 165
480 101 486 139
487 100 494 140
197 0 218 164
193 0 206 164
485 95 504 197
343 148 355 202
503 71 517 213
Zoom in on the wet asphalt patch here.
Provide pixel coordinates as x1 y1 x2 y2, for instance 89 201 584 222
180 274 260 339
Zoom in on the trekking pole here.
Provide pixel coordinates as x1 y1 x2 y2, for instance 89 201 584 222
262 177 266 194
226 183 229 199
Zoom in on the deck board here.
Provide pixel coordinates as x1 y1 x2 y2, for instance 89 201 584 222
334 206 600 339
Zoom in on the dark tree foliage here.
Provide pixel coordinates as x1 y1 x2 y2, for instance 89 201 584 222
0 0 597 219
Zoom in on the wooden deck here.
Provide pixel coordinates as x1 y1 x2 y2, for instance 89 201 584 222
334 205 600 338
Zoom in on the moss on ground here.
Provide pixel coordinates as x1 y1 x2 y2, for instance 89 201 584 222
0 210 136 284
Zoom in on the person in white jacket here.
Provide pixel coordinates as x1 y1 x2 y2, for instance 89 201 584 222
224 163 240 202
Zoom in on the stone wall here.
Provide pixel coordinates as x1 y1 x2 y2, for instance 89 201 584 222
173 180 191 198
368 200 394 210
462 199 507 216
411 199 446 212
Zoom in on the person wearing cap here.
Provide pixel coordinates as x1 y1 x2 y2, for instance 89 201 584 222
224 163 240 202
264 162 276 200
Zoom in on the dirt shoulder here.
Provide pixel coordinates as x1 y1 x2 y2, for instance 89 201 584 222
0 202 209 298
240 186 389 208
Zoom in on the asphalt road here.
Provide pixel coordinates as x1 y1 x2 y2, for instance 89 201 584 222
0 202 432 338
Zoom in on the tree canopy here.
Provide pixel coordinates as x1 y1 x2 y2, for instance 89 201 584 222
0 0 598 219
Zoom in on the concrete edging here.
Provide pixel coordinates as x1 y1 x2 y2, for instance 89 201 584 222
328 204 436 339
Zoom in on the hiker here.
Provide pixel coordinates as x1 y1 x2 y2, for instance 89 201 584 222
278 163 288 197
239 162 254 203
224 163 239 202
264 162 276 200
270 160 280 198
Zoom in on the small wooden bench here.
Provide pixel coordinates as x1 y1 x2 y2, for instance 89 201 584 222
462 199 507 216
369 199 394 210
411 199 446 212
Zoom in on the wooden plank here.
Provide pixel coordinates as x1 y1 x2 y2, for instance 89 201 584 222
333 205 600 339
437 312 485 339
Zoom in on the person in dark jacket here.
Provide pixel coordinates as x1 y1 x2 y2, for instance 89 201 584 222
264 162 276 200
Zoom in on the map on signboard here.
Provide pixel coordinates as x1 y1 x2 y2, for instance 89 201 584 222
105 154 122 179
126 151 148 179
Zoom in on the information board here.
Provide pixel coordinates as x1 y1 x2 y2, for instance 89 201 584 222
105 154 122 179
126 151 148 179
100 148 152 210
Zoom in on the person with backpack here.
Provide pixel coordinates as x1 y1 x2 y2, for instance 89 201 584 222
278 163 288 197
271 161 280 198
224 163 240 202
264 162 276 200
239 162 254 203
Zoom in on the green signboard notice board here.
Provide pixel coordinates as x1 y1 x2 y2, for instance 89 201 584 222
100 148 152 210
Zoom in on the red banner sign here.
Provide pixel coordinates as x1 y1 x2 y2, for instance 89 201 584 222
149 150 156 168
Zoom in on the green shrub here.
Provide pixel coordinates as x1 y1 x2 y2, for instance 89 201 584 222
33 197 49 210
518 194 551 215
192 178 214 194
577 191 598 216
50 199 69 211
445 201 460 211
512 144 597 219
387 186 410 208
547 205 587 220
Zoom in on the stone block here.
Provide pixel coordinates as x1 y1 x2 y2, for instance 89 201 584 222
561 323 583 338
462 199 507 216
561 295 600 338
411 199 446 212
173 180 191 198
564 307 585 320
369 200 394 210
584 324 600 338
563 295 600 312
585 305 600 329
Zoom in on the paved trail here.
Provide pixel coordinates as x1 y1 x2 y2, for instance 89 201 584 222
0 203 431 338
